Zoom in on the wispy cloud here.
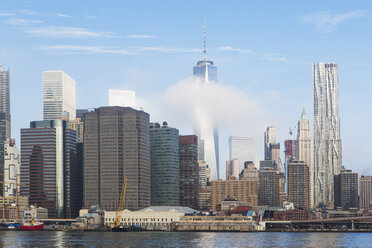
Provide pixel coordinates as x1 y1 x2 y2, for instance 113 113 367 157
19 9 39 16
56 13 72 18
83 15 97 19
0 13 15 17
300 10 367 31
26 26 114 38
38 45 201 55
136 46 201 53
127 34 155 39
5 18 43 26
218 46 287 62
39 45 130 54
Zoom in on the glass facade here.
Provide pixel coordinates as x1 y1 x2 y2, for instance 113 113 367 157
20 120 79 218
193 60 219 180
229 136 255 172
193 61 217 82
179 135 198 209
313 63 342 205
150 122 180 206
43 71 76 120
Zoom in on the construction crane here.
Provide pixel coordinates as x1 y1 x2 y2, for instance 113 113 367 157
111 176 127 229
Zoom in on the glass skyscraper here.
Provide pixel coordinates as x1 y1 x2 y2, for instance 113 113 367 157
313 62 342 206
150 122 180 206
0 65 11 196
193 51 219 180
43 71 76 120
229 136 255 172
20 120 79 218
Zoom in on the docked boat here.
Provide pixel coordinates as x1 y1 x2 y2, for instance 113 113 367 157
111 225 143 232
20 220 43 231
21 207 43 231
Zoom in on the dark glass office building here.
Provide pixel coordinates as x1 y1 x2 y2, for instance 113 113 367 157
150 122 179 206
20 120 79 218
179 135 198 209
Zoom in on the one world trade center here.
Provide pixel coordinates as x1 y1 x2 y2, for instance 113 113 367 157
193 21 219 180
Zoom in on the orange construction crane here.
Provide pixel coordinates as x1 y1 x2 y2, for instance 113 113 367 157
112 176 127 228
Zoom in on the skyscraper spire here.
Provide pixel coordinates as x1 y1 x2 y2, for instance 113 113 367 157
203 20 207 61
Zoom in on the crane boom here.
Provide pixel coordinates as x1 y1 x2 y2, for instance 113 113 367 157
113 176 127 227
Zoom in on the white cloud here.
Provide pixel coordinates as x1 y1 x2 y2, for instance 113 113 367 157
5 18 43 25
218 46 287 62
300 10 367 31
39 45 130 55
26 26 114 38
127 34 155 39
56 13 72 18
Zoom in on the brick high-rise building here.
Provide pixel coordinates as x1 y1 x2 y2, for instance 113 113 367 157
259 168 280 207
360 176 372 209
284 140 296 159
179 135 198 209
84 107 150 211
20 120 79 218
210 177 258 210
287 161 310 209
334 169 358 210
150 122 179 206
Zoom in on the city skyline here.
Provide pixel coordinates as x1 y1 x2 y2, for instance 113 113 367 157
1 0 372 179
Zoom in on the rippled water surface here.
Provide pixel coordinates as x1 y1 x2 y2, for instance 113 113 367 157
0 231 371 247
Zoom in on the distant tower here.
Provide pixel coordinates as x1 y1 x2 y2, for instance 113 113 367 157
43 71 76 120
226 159 240 179
0 65 11 196
264 126 276 160
108 89 136 108
0 65 10 114
229 136 255 172
313 63 342 206
296 108 313 206
193 21 219 180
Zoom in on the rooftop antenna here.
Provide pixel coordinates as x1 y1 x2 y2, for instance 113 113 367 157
203 20 207 61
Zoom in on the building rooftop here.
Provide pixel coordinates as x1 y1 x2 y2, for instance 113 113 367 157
139 206 198 214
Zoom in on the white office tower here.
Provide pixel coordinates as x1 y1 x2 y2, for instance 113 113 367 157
296 108 313 205
108 89 136 108
193 21 219 180
43 71 76 120
4 139 20 197
313 63 342 206
226 159 240 179
229 136 255 172
264 126 276 160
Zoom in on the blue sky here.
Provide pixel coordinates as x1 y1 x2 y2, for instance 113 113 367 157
1 0 372 178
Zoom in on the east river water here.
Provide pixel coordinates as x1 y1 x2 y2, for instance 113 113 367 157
0 231 371 247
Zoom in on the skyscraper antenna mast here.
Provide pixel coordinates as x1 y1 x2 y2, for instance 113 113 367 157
203 20 207 61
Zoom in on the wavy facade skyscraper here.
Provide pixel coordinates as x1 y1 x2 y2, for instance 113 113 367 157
193 21 219 180
313 62 342 206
